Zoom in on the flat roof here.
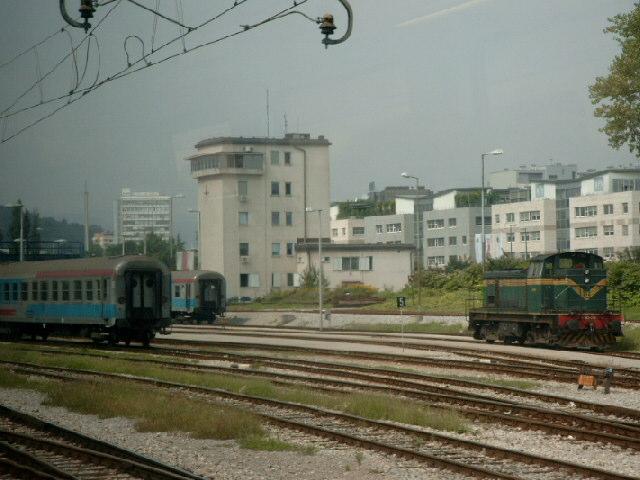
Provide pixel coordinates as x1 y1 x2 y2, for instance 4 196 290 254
296 243 415 252
195 134 331 149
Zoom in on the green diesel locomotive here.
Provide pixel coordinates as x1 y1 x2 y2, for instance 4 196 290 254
468 251 623 348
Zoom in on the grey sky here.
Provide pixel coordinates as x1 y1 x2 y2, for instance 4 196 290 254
0 0 637 246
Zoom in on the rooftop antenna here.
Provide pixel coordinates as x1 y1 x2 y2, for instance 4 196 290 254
266 89 270 138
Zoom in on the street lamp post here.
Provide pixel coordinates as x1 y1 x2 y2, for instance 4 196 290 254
188 209 200 269
480 149 503 271
306 207 324 331
401 172 422 305
169 194 185 269
5 203 24 262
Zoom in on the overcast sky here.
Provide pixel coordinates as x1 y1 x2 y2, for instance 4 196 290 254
0 0 637 246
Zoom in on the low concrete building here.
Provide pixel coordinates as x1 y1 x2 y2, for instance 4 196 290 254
330 217 366 244
295 243 415 291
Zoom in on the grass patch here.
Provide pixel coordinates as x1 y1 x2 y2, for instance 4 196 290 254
0 346 469 433
336 322 468 335
615 324 640 351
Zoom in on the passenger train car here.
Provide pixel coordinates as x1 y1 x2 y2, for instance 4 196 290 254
0 256 171 346
468 251 623 348
171 270 226 323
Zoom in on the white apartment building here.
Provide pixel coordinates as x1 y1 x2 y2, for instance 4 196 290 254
488 162 577 189
491 198 557 259
186 134 330 298
296 243 414 291
363 214 415 245
115 189 171 242
330 217 366 244
569 170 640 259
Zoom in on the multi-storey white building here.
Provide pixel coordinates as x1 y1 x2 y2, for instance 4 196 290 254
186 134 330 298
330 217 366 244
488 162 577 189
491 198 557 259
115 189 171 242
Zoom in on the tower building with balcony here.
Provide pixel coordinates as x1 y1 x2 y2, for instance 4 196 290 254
186 134 331 298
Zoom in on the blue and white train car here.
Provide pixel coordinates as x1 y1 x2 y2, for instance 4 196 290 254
0 256 171 346
171 270 226 323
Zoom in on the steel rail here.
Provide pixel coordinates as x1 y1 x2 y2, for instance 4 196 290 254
4 362 637 480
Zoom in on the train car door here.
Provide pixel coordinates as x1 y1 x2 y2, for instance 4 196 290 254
199 280 219 319
125 271 160 320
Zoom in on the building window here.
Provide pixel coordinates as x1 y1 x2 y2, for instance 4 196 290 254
341 257 360 271
270 151 280 165
239 212 249 225
506 213 515 223
332 228 338 237
287 273 295 287
535 184 545 198
286 212 293 226
286 242 294 255
494 214 500 224
603 247 615 258
427 238 445 247
448 218 457 227
375 224 383 234
352 227 365 235
386 223 402 233
448 236 457 245
506 232 515 242
603 225 614 236
284 152 291 165
594 176 604 191
623 224 629 236
239 243 249 256
240 273 249 287
238 180 248 196
285 182 292 196
271 273 281 288
271 181 280 196
475 216 492 225
520 231 540 241
462 235 467 245
342 227 346 235
272 243 281 256
519 210 541 222
604 204 613 215
574 206 597 217
272 211 280 226
427 219 444 229
427 256 445 267
623 202 629 214
575 226 597 238
449 255 458 263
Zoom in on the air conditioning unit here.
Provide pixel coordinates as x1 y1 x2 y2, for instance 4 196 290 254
243 146 253 152
238 195 247 203
240 256 249 263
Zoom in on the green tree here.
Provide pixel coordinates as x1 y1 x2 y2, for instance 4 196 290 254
590 4 640 155
299 266 329 288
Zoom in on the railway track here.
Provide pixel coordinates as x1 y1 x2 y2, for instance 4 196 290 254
156 337 640 389
2 361 637 480
0 402 204 480
3 347 640 450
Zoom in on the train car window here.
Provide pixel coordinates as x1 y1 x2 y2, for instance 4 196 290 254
102 279 108 301
31 281 38 301
20 283 28 301
95 280 101 301
86 280 93 301
186 284 191 298
62 281 70 301
40 281 48 301
174 285 180 297
3 284 9 302
52 281 59 301
73 281 82 301
11 283 18 301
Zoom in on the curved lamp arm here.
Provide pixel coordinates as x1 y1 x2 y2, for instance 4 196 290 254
60 0 95 32
321 0 353 48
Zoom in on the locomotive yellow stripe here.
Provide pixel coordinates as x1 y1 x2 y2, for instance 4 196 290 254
483 278 608 300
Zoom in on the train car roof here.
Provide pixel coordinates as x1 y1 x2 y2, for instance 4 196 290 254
528 251 604 264
171 270 225 281
0 255 168 277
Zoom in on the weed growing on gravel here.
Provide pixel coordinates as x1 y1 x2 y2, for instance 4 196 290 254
0 348 469 433
614 324 640 351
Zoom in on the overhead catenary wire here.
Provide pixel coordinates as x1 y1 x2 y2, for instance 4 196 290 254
0 27 66 71
124 0 193 30
1 0 251 120
1 0 314 144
